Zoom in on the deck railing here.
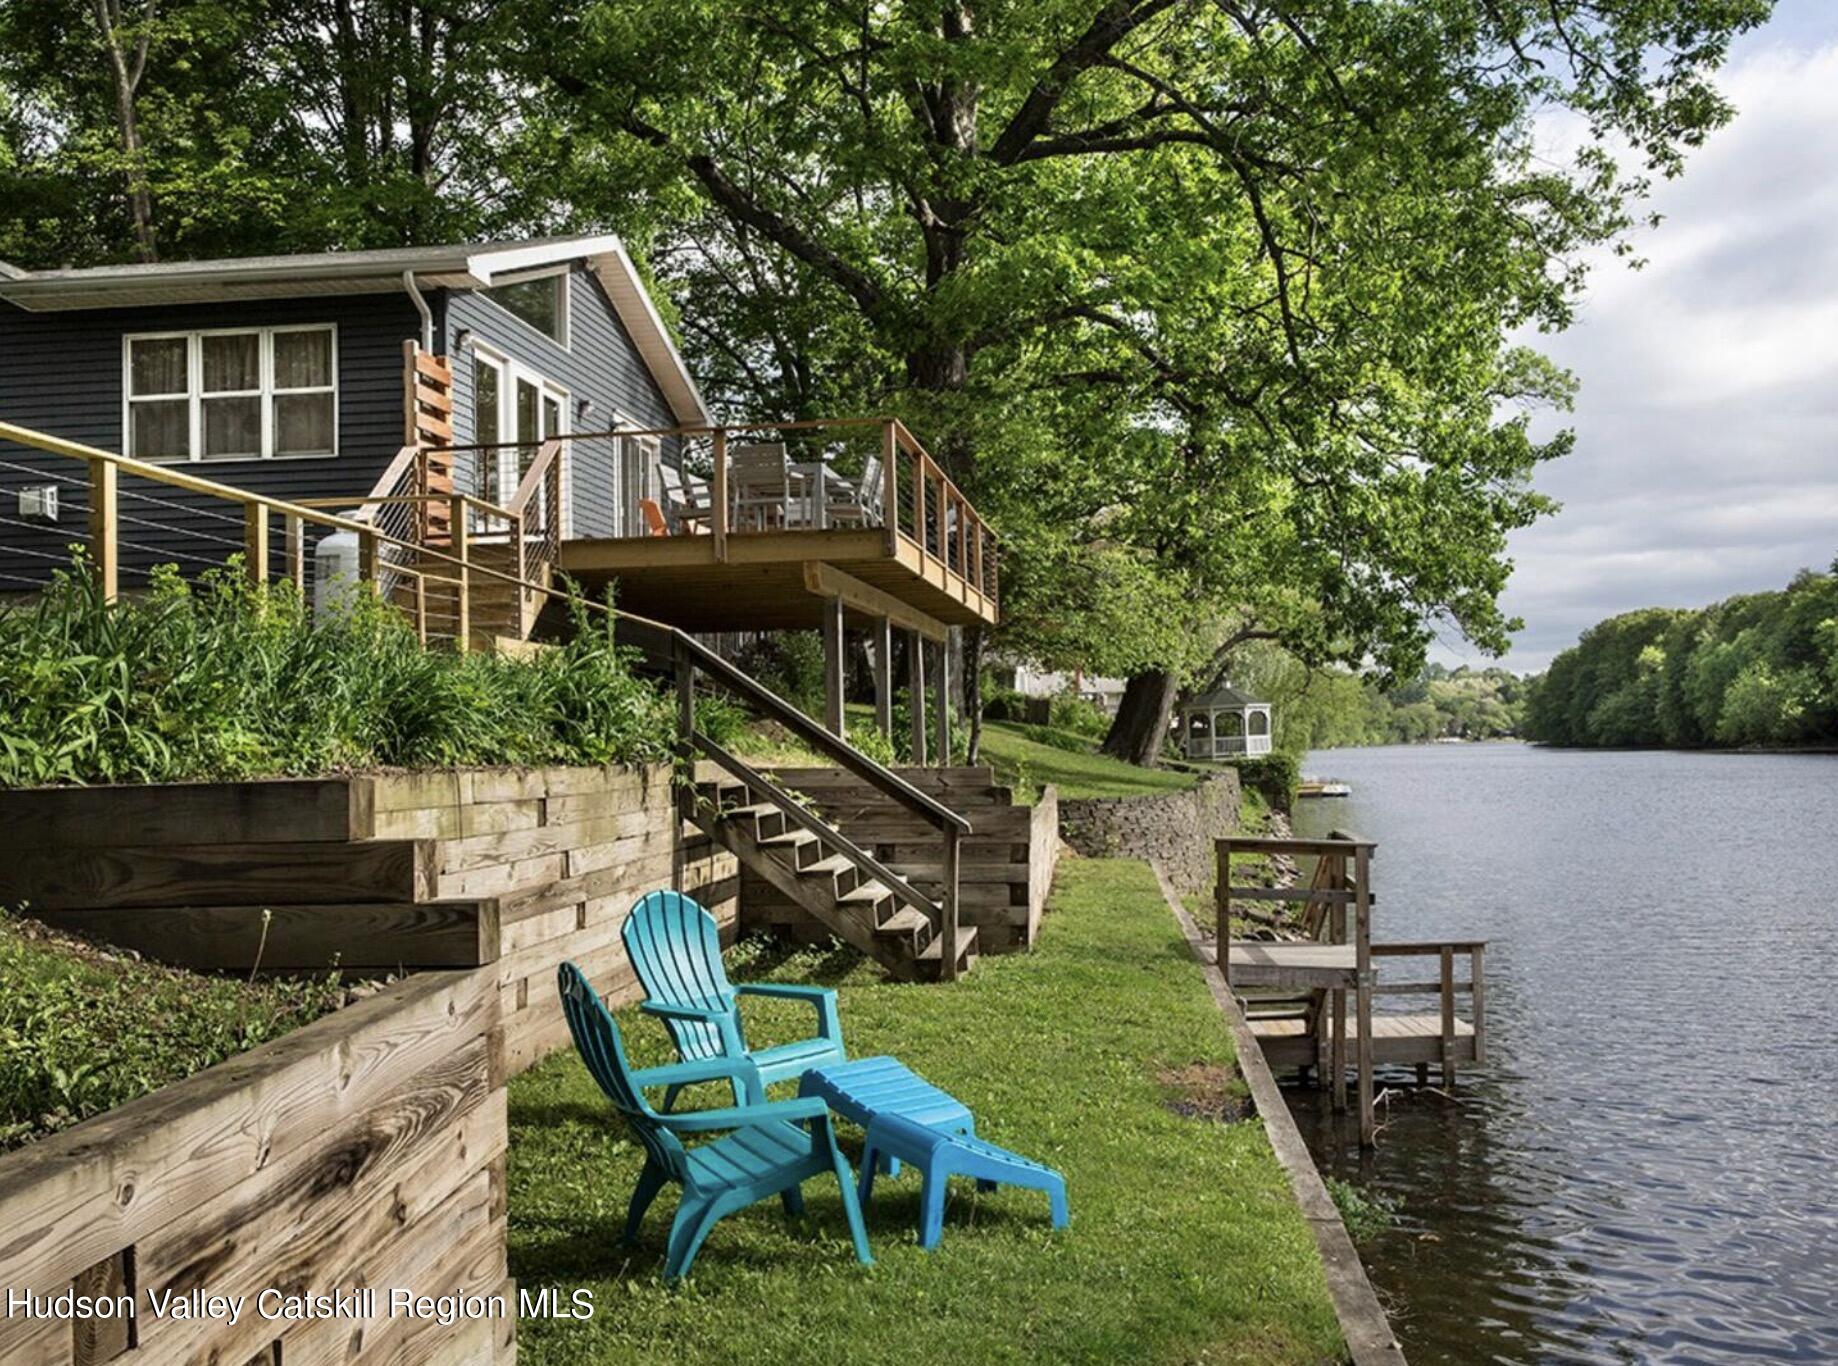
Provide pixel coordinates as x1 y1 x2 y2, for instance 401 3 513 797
0 417 970 974
421 416 999 610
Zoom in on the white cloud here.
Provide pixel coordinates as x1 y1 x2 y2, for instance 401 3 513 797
1445 11 1838 673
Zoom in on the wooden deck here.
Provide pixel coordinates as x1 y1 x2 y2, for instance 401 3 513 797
558 528 996 632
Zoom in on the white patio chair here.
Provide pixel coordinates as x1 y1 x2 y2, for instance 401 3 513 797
729 443 796 530
825 453 883 526
659 463 714 533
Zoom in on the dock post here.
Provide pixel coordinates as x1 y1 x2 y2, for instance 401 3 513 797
1472 943 1487 1065
1354 844 1374 1147
1440 944 1457 1090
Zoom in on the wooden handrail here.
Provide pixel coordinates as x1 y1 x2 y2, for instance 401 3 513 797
692 732 943 916
508 437 563 514
671 632 971 835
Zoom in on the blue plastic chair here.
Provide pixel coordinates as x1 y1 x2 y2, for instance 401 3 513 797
556 961 873 1282
622 890 846 1107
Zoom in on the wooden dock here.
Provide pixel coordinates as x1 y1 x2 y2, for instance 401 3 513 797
1218 834 1487 1145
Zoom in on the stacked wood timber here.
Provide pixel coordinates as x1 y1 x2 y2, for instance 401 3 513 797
0 968 512 1366
0 765 739 1077
730 766 1057 953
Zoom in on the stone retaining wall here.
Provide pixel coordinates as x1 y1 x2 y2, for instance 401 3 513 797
1058 771 1241 895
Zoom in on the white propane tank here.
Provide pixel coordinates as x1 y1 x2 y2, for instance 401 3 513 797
313 531 363 619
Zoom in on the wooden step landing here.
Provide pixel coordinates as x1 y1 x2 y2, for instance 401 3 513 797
1225 941 1357 989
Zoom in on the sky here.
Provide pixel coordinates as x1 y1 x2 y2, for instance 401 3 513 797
1433 0 1838 674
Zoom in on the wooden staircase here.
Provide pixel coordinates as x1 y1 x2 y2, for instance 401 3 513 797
686 742 977 982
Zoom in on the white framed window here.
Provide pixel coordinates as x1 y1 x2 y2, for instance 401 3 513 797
480 267 570 348
123 325 338 462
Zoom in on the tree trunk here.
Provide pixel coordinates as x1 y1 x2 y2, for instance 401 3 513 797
1100 669 1180 766
962 624 985 763
92 0 158 261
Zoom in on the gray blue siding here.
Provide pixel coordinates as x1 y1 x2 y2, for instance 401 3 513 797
0 292 420 585
445 265 680 538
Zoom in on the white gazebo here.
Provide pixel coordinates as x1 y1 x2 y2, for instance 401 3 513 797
1179 684 1273 759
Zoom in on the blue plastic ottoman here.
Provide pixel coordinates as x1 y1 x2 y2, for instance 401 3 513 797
799 1056 1069 1249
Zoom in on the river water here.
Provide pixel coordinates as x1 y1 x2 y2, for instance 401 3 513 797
1285 743 1838 1365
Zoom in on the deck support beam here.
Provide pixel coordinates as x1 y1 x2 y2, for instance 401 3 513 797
872 616 893 741
822 593 846 739
907 628 927 764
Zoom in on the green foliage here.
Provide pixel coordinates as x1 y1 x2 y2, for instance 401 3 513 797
1223 639 1528 753
1049 694 1111 739
1230 753 1301 811
0 561 676 787
0 914 347 1150
1325 1177 1399 1246
531 0 1763 690
508 860 1343 1362
1523 565 1838 748
734 632 826 721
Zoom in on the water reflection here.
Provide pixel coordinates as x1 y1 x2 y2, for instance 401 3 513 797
1287 744 1838 1364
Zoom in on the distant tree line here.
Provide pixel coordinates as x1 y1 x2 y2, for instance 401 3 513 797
1228 644 1527 755
1523 562 1838 748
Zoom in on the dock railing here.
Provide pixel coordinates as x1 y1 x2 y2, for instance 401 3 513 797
1217 830 1489 1145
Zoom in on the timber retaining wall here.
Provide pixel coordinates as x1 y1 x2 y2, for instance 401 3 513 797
0 968 512 1366
0 765 738 1077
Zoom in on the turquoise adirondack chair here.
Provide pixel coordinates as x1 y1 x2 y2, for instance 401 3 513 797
556 961 873 1282
622 890 846 1108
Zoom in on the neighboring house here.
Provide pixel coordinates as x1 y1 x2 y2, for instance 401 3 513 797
0 236 707 581
999 662 1129 715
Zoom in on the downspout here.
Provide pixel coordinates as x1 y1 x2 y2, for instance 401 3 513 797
402 269 434 353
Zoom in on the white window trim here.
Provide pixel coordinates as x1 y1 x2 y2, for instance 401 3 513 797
479 265 571 350
123 324 339 463
469 342 572 537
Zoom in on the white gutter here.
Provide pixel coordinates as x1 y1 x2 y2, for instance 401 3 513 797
402 269 434 352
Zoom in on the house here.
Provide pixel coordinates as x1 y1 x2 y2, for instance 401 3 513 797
0 236 705 557
0 235 998 718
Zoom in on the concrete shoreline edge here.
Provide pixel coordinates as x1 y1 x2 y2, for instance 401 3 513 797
1152 862 1408 1366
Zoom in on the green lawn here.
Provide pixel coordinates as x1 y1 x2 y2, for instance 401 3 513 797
979 721 1200 800
507 859 1343 1365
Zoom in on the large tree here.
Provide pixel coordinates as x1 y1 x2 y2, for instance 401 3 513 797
524 0 1768 761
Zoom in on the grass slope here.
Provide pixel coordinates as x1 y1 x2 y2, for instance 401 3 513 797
507 859 1342 1365
979 721 1199 800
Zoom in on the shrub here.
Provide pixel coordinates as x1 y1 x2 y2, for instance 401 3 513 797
0 560 676 787
1230 752 1300 810
1048 693 1111 736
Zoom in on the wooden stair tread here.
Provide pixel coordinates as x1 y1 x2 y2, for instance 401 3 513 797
724 803 781 822
874 906 929 936
800 853 855 878
838 879 892 903
918 925 978 960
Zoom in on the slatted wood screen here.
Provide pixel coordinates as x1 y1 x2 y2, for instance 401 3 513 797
404 341 456 543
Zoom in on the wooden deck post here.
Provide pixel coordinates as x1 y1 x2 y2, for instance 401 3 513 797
932 632 951 765
1354 844 1375 1147
907 628 927 764
881 420 900 555
451 495 470 652
357 529 378 592
821 593 846 739
872 615 893 740
675 637 696 891
284 513 305 591
710 427 729 562
87 457 117 602
940 826 961 983
243 503 268 585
